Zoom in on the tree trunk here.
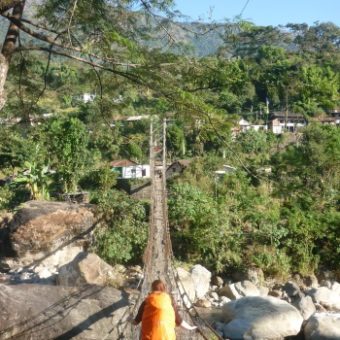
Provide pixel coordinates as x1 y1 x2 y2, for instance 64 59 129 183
0 0 22 13
0 1 25 111
0 54 9 110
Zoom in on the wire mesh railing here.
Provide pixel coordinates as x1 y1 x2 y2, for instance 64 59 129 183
118 117 223 340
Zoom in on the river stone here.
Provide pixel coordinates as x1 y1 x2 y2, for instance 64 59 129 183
195 298 212 308
57 252 126 287
234 280 260 297
283 280 303 299
304 275 319 289
0 283 129 339
245 267 264 286
259 286 269 297
176 267 195 306
293 295 316 320
222 296 303 339
307 287 340 310
32 245 83 277
190 264 211 299
210 291 219 301
211 275 224 287
218 283 242 299
304 312 340 340
331 281 340 294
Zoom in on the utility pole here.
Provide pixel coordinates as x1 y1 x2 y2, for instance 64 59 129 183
149 118 154 182
162 118 167 181
285 91 289 131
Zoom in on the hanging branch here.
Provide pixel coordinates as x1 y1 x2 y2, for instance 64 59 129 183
16 46 144 85
0 0 22 13
67 0 78 46
2 12 140 67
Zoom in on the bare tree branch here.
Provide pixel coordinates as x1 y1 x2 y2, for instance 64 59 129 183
67 0 78 46
2 12 141 67
0 0 22 13
16 46 144 84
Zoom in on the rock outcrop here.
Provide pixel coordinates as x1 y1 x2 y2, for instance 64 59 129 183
219 280 260 300
222 295 303 339
57 252 127 288
191 264 211 299
304 313 340 340
7 200 95 260
176 267 196 307
307 286 340 311
0 283 129 340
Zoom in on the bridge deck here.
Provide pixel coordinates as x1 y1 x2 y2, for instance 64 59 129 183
122 120 221 340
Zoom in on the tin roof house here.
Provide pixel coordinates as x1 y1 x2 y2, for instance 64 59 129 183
111 160 150 179
269 112 307 134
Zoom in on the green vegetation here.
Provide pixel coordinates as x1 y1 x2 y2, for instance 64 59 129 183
168 124 340 278
93 190 148 264
0 1 339 277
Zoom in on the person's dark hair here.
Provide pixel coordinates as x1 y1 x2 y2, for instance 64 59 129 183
151 279 166 292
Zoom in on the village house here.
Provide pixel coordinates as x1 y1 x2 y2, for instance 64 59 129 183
268 112 307 134
311 110 340 126
111 159 150 179
236 118 268 133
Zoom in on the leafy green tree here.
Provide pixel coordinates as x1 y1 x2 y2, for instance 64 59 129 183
47 117 89 193
13 160 50 200
271 124 340 272
167 122 186 158
294 65 339 114
93 190 148 264
169 182 244 272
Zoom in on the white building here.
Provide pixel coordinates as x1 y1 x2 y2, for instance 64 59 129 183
82 93 96 103
269 112 307 134
111 160 150 179
238 119 268 132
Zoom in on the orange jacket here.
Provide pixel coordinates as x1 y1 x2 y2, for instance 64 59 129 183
140 291 176 340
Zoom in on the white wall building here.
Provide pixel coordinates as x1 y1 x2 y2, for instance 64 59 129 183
120 165 150 179
111 160 150 179
82 93 96 103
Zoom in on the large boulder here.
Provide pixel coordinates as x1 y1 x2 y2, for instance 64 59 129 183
294 296 316 320
57 252 126 288
190 264 211 299
7 201 95 260
304 313 340 340
219 280 260 300
234 280 260 297
218 283 242 300
307 287 340 311
283 281 303 300
0 283 129 339
331 281 340 295
222 296 303 339
176 267 196 306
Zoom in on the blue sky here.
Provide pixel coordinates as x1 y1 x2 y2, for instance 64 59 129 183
174 0 340 26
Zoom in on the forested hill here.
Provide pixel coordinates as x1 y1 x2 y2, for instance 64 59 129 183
0 2 225 56
1 1 339 57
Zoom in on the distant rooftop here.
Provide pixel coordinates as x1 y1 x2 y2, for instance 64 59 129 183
111 159 137 167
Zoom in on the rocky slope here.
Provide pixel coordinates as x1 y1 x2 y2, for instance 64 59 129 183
1 201 340 339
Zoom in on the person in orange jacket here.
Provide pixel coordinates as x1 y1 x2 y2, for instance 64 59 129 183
133 279 197 340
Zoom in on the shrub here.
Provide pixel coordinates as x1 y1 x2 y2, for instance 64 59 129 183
92 190 148 265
